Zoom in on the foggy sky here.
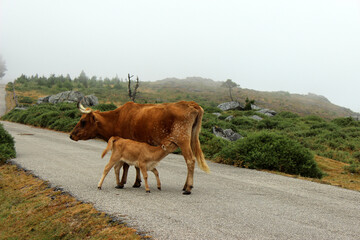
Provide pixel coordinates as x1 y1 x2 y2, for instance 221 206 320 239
1 0 360 112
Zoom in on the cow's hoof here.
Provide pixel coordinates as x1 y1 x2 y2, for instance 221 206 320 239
133 183 141 188
98 186 101 190
146 190 151 193
183 190 191 195
158 187 161 191
115 185 124 189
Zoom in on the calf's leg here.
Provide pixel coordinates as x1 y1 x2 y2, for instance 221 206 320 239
98 156 119 190
151 168 161 190
139 164 150 193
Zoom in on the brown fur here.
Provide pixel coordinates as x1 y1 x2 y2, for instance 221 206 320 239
70 101 210 194
98 137 178 193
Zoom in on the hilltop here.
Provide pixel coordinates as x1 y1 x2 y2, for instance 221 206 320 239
6 75 358 119
147 77 356 119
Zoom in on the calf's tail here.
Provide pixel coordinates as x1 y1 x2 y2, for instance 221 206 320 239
101 136 119 158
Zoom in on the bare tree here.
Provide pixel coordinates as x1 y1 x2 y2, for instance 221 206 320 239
127 74 140 102
0 55 7 80
221 79 239 101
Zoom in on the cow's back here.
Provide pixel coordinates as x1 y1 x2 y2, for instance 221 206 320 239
113 101 200 146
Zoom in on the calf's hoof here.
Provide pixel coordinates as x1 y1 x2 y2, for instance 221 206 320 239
183 190 191 195
133 183 141 188
115 185 124 189
158 187 161 191
146 190 151 193
98 186 102 190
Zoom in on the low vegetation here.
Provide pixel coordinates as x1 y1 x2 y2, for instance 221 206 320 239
0 123 16 163
0 164 144 239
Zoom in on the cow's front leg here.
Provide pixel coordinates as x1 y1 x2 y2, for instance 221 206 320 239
132 167 142 188
115 161 125 189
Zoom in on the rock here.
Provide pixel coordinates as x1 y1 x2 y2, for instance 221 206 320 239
251 104 261 110
351 114 360 121
225 115 234 121
212 112 221 118
37 96 50 104
250 115 263 121
212 126 243 141
257 108 277 117
82 95 99 106
48 91 84 104
217 101 244 111
37 91 98 106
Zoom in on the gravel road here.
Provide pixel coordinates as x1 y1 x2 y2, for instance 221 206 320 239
2 120 360 240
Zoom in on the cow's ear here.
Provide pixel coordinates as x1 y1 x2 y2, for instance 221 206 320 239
91 113 100 124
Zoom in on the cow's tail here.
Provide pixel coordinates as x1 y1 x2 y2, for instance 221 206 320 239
191 105 210 173
101 136 118 158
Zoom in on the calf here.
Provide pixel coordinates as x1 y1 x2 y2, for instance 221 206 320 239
98 136 178 193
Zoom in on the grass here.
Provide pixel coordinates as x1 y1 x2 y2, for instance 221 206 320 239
313 156 360 191
0 163 147 240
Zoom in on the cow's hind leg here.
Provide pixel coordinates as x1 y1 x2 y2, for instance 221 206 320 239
151 168 161 190
179 142 195 195
114 161 125 189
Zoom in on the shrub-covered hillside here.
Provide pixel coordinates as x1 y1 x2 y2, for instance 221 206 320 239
2 102 360 178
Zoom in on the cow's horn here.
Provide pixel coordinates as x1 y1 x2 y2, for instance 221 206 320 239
78 102 92 114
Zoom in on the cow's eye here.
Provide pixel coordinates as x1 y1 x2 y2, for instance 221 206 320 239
81 120 86 127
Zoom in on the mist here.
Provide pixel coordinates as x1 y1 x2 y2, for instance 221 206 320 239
1 0 359 112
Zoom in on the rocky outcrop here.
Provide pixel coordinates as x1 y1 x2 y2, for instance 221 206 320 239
250 115 263 121
217 101 244 111
37 91 98 106
217 101 277 117
212 126 243 141
256 108 277 117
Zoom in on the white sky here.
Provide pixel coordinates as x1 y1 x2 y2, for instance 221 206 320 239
1 0 360 112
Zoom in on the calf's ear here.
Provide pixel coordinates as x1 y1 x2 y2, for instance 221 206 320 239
161 145 167 151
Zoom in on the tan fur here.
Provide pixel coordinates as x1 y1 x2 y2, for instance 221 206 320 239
98 137 178 193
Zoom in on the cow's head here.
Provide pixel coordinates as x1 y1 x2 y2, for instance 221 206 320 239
69 103 100 141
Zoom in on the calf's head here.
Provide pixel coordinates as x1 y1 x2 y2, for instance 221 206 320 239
69 103 100 141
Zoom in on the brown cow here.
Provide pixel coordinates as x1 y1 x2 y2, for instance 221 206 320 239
99 136 178 193
70 101 210 194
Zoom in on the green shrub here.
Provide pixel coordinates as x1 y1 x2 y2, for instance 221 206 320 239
33 111 60 127
202 137 227 159
18 96 35 104
217 131 324 178
344 162 360 174
0 123 16 163
256 118 279 130
353 152 360 161
276 111 299 119
231 117 256 130
303 115 325 123
49 118 75 132
94 103 117 111
332 117 360 127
